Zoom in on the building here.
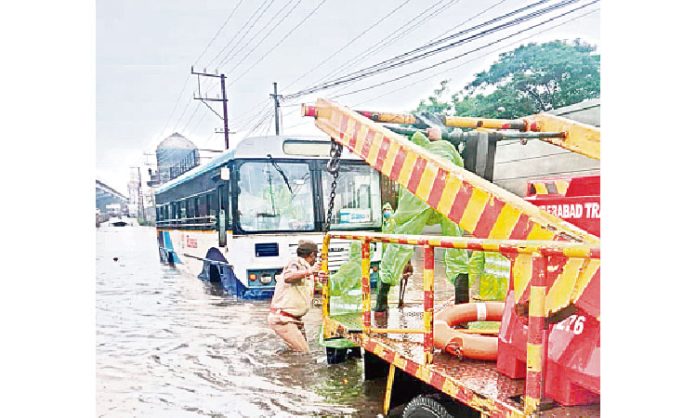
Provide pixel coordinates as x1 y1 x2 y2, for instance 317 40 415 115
95 179 128 214
154 133 200 184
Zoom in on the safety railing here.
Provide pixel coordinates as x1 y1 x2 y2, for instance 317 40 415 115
320 231 599 416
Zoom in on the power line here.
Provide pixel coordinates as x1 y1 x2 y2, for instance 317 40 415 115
219 0 296 70
344 0 552 80
351 7 599 107
334 0 598 100
209 0 327 128
193 0 245 66
245 108 276 137
311 0 463 88
230 0 330 84
157 75 191 140
236 103 274 134
283 119 309 131
326 0 508 97
284 0 581 99
234 98 274 128
430 0 509 41
173 77 217 134
289 0 565 97
223 0 302 73
155 2 244 145
207 0 275 69
190 68 232 149
172 92 194 132
216 0 277 69
278 105 307 131
283 0 414 91
181 102 203 134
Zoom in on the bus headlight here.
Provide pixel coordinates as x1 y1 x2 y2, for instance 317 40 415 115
248 270 278 286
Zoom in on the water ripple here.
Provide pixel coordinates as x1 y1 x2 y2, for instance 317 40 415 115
96 226 382 417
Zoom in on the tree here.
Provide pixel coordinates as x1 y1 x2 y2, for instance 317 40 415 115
417 39 600 119
415 79 452 114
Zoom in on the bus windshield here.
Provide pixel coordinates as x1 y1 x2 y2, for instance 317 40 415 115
322 164 381 229
237 161 314 232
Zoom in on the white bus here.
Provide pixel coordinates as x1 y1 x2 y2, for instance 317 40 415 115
154 135 382 299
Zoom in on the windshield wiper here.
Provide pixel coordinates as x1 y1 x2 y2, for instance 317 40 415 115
266 154 293 194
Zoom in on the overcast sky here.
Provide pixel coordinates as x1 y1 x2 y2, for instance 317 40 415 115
96 0 599 194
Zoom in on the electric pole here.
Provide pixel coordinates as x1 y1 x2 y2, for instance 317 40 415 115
270 82 281 136
129 166 145 222
191 67 230 149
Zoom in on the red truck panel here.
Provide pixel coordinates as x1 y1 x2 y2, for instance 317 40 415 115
525 175 600 236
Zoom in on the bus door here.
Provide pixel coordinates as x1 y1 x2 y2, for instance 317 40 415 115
216 184 227 247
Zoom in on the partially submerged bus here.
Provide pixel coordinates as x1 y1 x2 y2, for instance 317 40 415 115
154 135 382 299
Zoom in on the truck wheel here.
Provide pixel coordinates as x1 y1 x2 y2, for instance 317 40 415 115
402 394 469 418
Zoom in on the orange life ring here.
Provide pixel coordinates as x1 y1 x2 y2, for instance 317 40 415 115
434 302 505 361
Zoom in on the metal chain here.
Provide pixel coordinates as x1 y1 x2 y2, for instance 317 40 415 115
323 138 343 233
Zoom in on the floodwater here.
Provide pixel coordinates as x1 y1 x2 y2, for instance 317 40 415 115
96 225 454 417
96 225 385 417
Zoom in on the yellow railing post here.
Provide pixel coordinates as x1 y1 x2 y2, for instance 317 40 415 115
524 254 549 416
383 364 396 416
361 238 372 334
321 234 331 338
423 245 435 365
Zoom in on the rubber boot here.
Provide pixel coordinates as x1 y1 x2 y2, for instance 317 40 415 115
454 273 470 304
374 281 391 312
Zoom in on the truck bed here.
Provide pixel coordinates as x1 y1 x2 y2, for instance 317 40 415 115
326 306 600 417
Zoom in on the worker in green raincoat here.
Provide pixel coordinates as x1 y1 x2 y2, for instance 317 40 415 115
375 131 471 311
468 251 510 301
328 241 364 315
382 203 395 231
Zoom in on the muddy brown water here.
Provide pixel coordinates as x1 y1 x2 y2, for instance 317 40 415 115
97 225 454 417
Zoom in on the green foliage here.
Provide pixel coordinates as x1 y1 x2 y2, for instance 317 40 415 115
417 39 600 119
416 79 452 114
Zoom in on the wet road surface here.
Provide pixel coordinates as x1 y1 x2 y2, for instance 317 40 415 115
96 225 453 417
97 225 385 417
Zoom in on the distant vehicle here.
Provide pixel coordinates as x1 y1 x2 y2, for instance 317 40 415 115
105 203 122 218
110 218 129 227
154 135 383 299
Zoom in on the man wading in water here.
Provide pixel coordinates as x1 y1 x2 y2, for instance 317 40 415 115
268 240 327 352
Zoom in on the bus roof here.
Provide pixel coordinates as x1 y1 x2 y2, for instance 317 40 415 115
155 135 363 194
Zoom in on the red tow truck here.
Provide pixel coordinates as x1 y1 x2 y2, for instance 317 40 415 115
304 99 601 417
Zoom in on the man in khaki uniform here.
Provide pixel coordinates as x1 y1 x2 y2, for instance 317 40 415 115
268 240 326 352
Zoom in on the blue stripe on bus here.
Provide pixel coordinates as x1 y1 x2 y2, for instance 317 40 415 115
161 231 181 264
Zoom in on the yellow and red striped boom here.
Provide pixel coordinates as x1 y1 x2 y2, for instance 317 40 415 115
305 99 600 318
302 103 600 159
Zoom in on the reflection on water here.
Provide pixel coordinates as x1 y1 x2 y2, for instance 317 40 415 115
96 226 384 417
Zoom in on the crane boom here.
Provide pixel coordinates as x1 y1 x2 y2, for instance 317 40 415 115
304 98 600 318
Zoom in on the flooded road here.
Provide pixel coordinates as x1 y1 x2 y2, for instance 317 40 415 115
97 225 387 417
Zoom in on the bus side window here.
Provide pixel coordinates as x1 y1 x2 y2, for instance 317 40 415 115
196 196 205 221
206 194 212 218
180 201 186 220
188 198 195 220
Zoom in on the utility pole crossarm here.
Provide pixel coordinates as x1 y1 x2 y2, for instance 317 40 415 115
190 66 230 150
